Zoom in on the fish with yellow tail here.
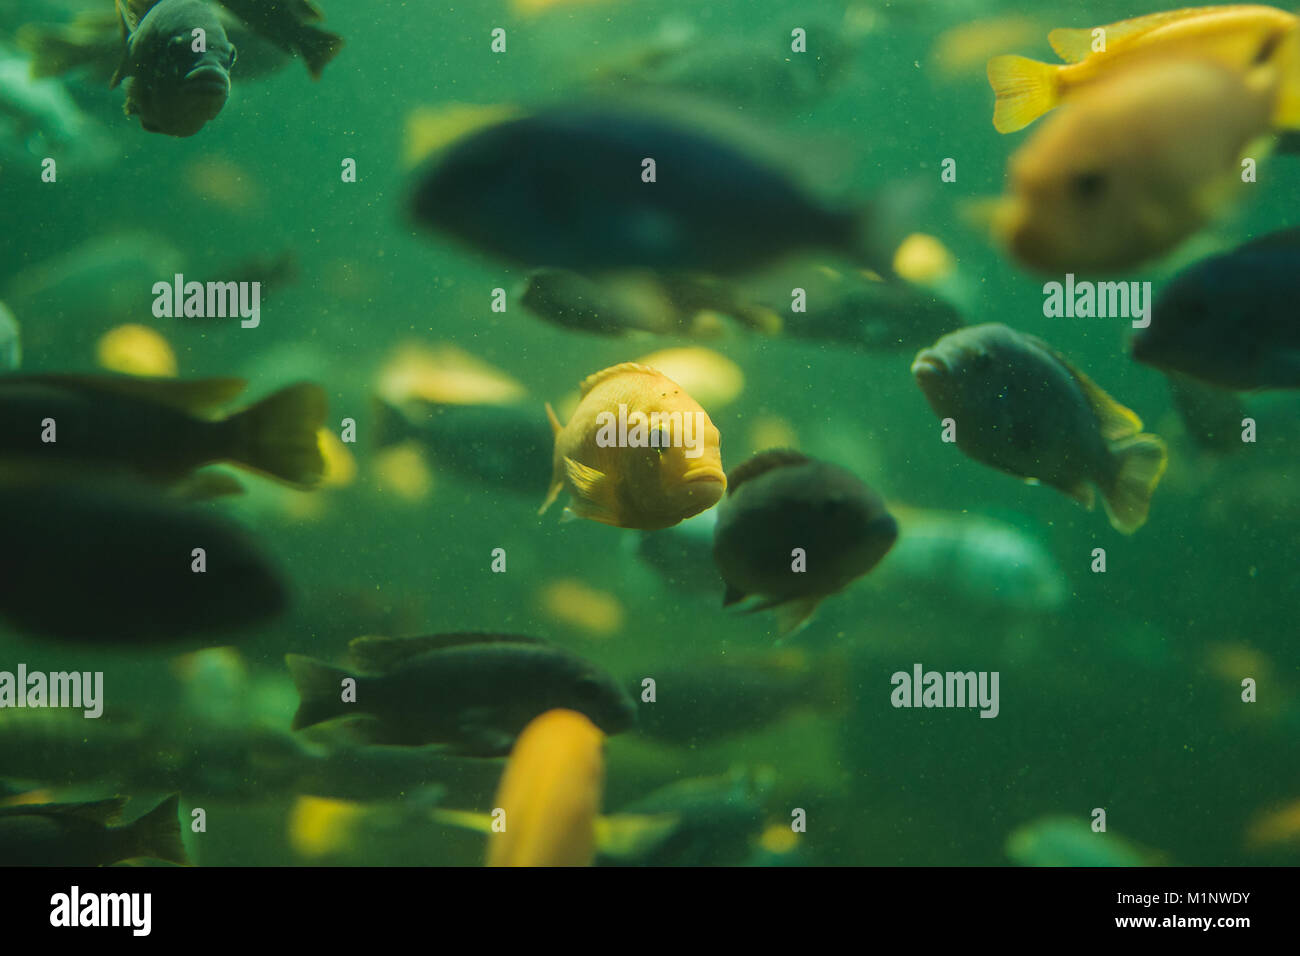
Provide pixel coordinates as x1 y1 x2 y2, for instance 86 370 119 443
994 56 1279 273
987 4 1300 133
540 362 726 530
912 324 1167 534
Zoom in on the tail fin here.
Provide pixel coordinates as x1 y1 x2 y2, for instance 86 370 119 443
125 794 188 866
227 383 328 487
1101 434 1168 534
297 27 344 80
987 55 1060 133
286 654 352 731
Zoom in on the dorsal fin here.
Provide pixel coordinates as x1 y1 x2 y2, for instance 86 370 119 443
1025 335 1143 440
578 362 669 397
1048 8 1222 63
347 632 548 671
726 449 810 496
1 374 247 415
0 796 128 825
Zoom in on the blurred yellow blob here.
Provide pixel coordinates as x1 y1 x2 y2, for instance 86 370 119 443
288 796 366 859
377 343 526 407
538 579 624 638
317 428 357 488
170 645 246 683
931 16 1041 79
96 324 177 377
512 0 607 16
373 444 435 501
488 709 605 866
1246 800 1300 849
0 789 54 808
892 233 956 285
404 103 521 168
747 414 799 453
759 822 800 854
633 347 744 410
183 156 259 211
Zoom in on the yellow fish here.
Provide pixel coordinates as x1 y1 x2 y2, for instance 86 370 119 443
995 56 1277 272
488 709 605 867
540 362 726 530
988 4 1300 132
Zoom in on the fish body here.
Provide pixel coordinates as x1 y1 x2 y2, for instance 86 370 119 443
286 633 636 756
712 450 897 636
0 374 326 487
410 105 880 276
912 323 1167 533
0 476 287 643
988 5 1300 133
0 795 186 866
488 709 605 866
996 57 1276 272
1134 229 1300 388
542 362 726 530
112 0 237 137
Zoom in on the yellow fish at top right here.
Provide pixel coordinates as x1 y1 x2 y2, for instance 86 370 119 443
987 5 1300 132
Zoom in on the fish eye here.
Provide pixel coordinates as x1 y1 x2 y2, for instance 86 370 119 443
1069 171 1108 202
1254 33 1281 65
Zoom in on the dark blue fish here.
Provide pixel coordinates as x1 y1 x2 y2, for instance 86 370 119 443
1134 229 1300 389
410 105 891 276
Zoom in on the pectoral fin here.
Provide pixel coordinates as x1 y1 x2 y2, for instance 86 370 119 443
562 456 620 525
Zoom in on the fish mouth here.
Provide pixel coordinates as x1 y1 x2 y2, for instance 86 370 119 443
910 351 948 380
184 67 231 99
682 466 726 488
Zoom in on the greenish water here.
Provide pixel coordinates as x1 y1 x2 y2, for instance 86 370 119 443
0 0 1297 866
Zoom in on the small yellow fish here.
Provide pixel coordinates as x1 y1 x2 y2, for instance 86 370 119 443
376 343 526 407
988 4 1300 132
489 709 605 867
541 362 726 530
537 579 624 638
995 56 1277 272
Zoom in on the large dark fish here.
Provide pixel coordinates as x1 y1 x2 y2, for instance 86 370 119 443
712 450 898 637
0 477 287 643
912 323 1167 533
111 0 237 137
1133 229 1300 389
409 105 893 276
0 374 326 488
0 795 187 866
286 633 637 756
